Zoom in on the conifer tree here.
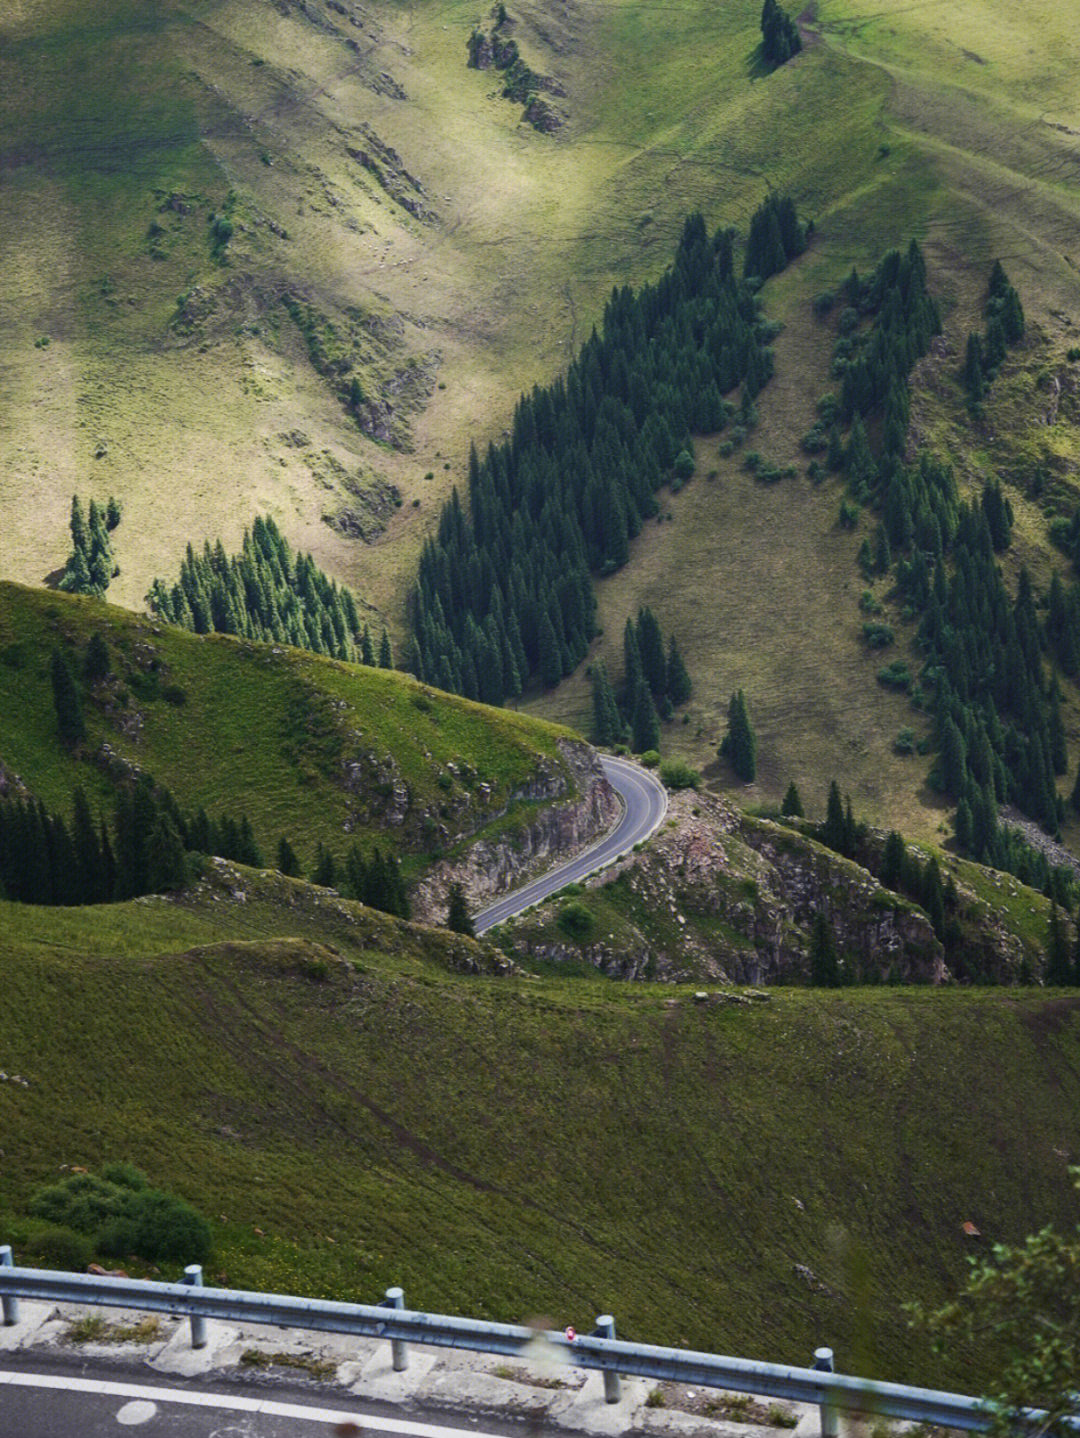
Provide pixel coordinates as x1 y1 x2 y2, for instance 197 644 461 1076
665 635 692 706
590 663 623 747
809 912 840 987
1046 903 1072 985
276 836 301 877
312 843 337 888
84 632 110 683
446 882 475 938
822 780 846 851
880 831 906 890
780 781 803 817
636 607 667 697
631 680 661 754
378 629 393 669
50 648 86 749
720 689 756 781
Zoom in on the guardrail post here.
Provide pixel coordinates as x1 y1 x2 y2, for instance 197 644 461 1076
812 1347 839 1438
595 1314 621 1404
385 1286 408 1371
1 1247 19 1327
184 1264 207 1349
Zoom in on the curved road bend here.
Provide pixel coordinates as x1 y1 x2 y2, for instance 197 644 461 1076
474 755 668 934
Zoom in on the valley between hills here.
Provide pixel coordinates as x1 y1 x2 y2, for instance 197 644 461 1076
1 0 1079 1404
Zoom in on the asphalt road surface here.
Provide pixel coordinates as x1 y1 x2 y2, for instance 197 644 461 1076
474 755 668 934
0 1358 538 1438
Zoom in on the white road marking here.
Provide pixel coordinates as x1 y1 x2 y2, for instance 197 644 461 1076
116 1398 158 1425
0 1369 495 1435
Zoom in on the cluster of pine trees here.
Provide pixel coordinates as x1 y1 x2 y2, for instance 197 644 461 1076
743 193 807 283
760 0 801 67
589 607 692 752
961 260 1025 410
311 842 409 918
720 689 757 781
0 782 267 907
58 495 122 597
408 212 784 702
809 244 1070 873
147 516 391 666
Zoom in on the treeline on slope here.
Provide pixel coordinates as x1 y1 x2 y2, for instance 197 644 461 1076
57 494 122 597
409 206 806 703
760 0 801 68
810 253 1059 872
147 516 392 667
808 780 1080 984
589 607 692 752
0 777 409 920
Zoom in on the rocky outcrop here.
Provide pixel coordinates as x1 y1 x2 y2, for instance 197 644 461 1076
410 739 618 923
505 790 958 984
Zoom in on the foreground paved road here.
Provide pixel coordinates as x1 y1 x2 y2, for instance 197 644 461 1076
474 755 667 934
0 1359 533 1438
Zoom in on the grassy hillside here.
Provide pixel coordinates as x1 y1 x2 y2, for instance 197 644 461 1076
1 873 1078 1390
0 581 575 870
5 0 1080 834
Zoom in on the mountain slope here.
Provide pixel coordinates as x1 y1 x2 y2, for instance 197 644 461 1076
1 871 1078 1390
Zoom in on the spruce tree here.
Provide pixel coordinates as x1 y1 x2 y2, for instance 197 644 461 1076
665 635 692 706
809 913 841 987
50 648 86 749
312 844 337 888
276 836 301 877
1046 903 1072 985
84 632 110 683
631 680 661 754
780 781 803 817
636 607 667 696
881 831 906 890
822 780 846 851
590 663 623 747
446 882 475 938
720 689 756 781
378 629 393 669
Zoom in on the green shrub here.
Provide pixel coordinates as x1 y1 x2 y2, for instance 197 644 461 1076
22 1226 94 1270
98 1189 212 1264
673 449 695 481
862 622 895 648
557 902 596 942
28 1167 211 1264
639 749 661 768
877 660 912 692
894 728 917 755
659 759 699 790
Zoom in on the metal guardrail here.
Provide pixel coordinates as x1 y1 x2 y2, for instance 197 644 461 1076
1 1246 1075 1435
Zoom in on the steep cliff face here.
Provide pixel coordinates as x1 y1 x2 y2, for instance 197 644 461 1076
501 790 1042 984
410 739 618 924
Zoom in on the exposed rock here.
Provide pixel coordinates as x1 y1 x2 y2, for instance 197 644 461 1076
505 789 956 985
0 759 32 801
523 97 562 132
410 740 618 922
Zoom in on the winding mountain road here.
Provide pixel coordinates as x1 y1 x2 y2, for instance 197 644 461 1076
474 755 668 934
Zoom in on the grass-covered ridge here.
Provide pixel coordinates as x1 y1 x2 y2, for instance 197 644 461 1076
0 581 575 870
0 873 1077 1391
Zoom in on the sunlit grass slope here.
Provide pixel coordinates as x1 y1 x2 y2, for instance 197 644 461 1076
0 581 574 867
0 875 1077 1390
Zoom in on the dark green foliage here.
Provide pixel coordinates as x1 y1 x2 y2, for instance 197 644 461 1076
312 843 337 888
557 901 596 941
28 1165 212 1265
881 831 906 889
659 758 699 789
1045 903 1072 985
961 262 1025 406
666 635 693 706
50 648 86 748
589 662 623 747
446 882 475 938
720 689 756 781
340 844 410 919
58 495 121 597
809 913 840 986
981 480 1013 552
780 780 803 817
21 1226 94 1271
84 632 110 683
147 515 368 663
760 0 802 67
744 193 807 281
411 215 776 702
276 836 301 877
631 680 661 754
378 629 394 669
